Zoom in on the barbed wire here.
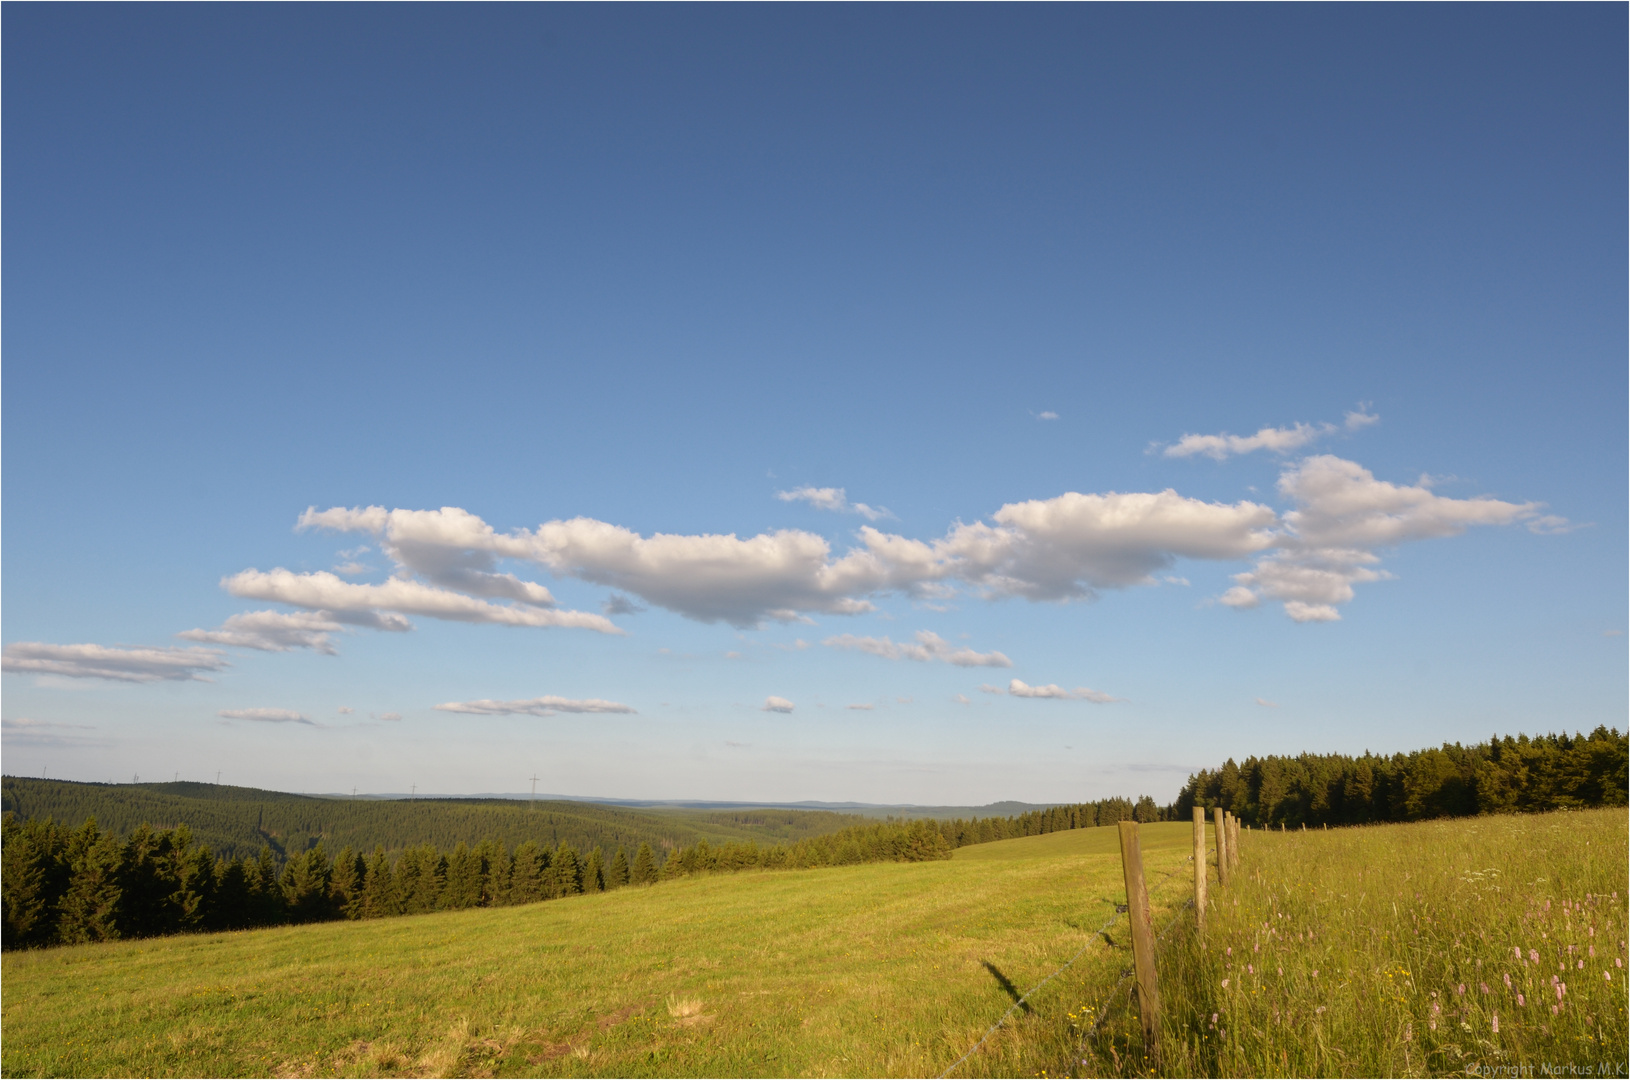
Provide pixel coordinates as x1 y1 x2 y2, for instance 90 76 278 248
937 855 1194 1079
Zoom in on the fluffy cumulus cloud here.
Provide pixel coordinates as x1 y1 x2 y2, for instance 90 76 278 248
1222 455 1550 622
775 486 892 521
822 630 1012 668
2 642 229 683
762 696 796 713
218 707 312 725
433 696 636 717
261 439 1553 636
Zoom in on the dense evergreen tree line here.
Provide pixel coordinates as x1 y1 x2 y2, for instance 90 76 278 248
931 795 1166 847
0 779 865 863
1174 727 1628 827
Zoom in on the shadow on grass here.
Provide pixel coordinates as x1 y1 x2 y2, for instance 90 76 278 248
980 960 1031 1014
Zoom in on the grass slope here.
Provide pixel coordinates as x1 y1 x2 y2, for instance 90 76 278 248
0 822 1200 1078
1078 808 1628 1077
0 778 869 862
5 812 1621 1078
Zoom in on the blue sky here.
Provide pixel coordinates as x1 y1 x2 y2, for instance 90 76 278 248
4 6 1623 804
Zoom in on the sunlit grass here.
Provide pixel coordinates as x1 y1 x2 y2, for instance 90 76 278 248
0 822 1197 1078
1076 808 1628 1078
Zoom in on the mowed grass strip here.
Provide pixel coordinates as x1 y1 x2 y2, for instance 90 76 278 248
1076 808 1629 1078
1 822 1198 1078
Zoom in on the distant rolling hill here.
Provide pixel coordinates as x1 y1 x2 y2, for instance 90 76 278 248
0 777 874 863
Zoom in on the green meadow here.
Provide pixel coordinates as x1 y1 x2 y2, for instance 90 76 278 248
3 811 1624 1079
0 822 1198 1079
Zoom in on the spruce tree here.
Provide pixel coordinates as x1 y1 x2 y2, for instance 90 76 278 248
56 821 124 944
2 816 69 949
582 848 605 893
608 847 630 889
330 847 365 919
508 841 545 905
630 843 656 885
281 845 334 923
554 843 582 895
361 848 396 919
441 842 482 910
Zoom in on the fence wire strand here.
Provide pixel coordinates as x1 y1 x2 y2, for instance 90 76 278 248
937 856 1194 1079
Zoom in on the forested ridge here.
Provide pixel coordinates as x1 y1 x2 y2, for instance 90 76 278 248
1175 727 1628 826
0 794 1165 950
0 778 866 862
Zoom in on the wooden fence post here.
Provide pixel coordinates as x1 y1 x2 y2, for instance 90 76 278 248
1213 806 1229 887
1117 820 1160 1066
1192 806 1207 931
1231 815 1241 866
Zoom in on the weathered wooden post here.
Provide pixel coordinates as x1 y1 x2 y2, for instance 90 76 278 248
1213 806 1229 887
1117 820 1161 1065
1231 814 1241 865
1192 806 1207 930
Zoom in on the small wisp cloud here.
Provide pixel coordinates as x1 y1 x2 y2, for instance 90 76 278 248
434 696 636 718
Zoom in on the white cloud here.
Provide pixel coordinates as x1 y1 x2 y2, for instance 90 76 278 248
823 630 1012 668
1038 411 1059 421
337 707 355 715
219 708 312 725
775 486 892 521
2 642 229 683
1283 601 1341 623
332 561 372 576
954 693 972 704
281 452 1551 632
223 568 619 633
1226 455 1551 622
846 703 875 711
761 696 796 713
179 609 408 654
1004 679 1122 703
978 683 1006 694
374 711 403 721
1163 576 1191 586
1164 422 1333 460
433 696 637 718
1254 697 1280 708
1344 407 1381 431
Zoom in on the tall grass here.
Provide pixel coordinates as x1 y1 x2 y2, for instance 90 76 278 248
1076 808 1628 1078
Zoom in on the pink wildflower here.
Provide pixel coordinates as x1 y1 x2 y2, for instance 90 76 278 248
1503 973 1512 988
1518 994 1526 1006
1530 949 1539 963
1222 979 1229 988
1513 946 1522 960
1457 984 1465 995
1551 1004 1559 1015
1278 967 1283 976
1226 947 1232 956
1590 945 1596 957
1481 982 1490 994
1247 964 1254 975
1492 1013 1499 1034
1312 970 1319 978
1607 972 1613 982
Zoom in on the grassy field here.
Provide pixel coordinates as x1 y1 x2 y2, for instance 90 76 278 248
1079 807 1628 1078
0 821 1199 1078
4 811 1623 1079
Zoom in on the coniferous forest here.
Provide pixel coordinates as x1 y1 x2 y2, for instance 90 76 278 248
1175 727 1627 826
4 728 1624 951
